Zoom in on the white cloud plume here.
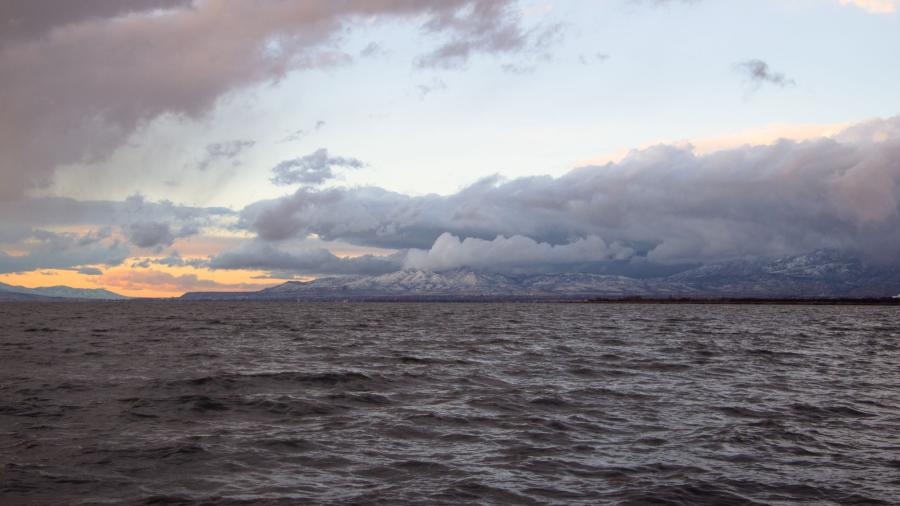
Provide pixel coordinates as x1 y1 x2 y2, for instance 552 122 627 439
404 233 633 271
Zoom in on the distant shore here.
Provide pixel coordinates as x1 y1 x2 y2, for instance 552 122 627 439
580 297 900 305
3 296 900 305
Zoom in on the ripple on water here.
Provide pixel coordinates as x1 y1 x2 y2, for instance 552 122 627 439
0 301 897 504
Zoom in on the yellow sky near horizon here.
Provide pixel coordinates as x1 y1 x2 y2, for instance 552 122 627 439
0 263 287 298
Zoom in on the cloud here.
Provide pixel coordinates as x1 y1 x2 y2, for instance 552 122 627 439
0 229 129 274
0 194 228 273
279 119 327 143
271 148 365 186
126 221 175 249
0 194 232 233
131 251 209 269
415 2 564 69
101 269 269 294
209 241 403 276
196 139 255 171
77 266 103 276
0 0 537 199
736 59 796 88
0 225 33 245
0 0 192 45
239 116 900 266
404 233 634 272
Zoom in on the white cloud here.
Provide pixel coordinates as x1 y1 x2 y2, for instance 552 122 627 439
404 233 633 271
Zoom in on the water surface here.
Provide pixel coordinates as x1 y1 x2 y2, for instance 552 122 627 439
1 302 898 504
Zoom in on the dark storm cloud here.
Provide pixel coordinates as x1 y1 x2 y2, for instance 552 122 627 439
209 241 404 276
271 149 365 186
240 116 900 266
0 0 550 199
196 140 255 171
737 59 796 88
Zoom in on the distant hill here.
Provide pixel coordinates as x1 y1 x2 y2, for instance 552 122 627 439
0 290 60 301
181 249 900 301
0 282 127 300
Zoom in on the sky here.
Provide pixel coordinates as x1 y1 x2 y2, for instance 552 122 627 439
1 0 899 297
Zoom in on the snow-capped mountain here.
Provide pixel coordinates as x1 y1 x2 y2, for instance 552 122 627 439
181 250 900 300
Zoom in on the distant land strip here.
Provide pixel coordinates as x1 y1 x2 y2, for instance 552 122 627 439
581 297 900 305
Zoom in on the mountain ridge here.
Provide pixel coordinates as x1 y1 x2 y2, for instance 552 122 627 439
0 282 127 300
181 250 900 300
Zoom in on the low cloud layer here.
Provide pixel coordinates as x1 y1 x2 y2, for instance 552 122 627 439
240 116 900 269
0 229 129 274
404 233 633 272
0 194 232 274
100 269 267 294
210 241 403 276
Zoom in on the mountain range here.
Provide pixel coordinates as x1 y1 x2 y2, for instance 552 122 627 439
0 282 126 301
181 250 900 301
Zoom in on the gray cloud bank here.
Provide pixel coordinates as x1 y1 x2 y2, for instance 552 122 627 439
0 229 129 275
210 242 403 277
0 0 554 199
4 116 899 278
0 194 233 274
227 116 900 275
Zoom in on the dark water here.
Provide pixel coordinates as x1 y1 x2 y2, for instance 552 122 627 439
1 302 898 505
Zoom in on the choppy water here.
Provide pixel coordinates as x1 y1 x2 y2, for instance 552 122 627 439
1 302 898 505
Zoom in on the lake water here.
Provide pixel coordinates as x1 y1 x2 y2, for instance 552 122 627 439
1 302 898 504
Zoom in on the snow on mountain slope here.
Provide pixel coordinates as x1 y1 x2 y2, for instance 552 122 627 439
181 250 900 299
